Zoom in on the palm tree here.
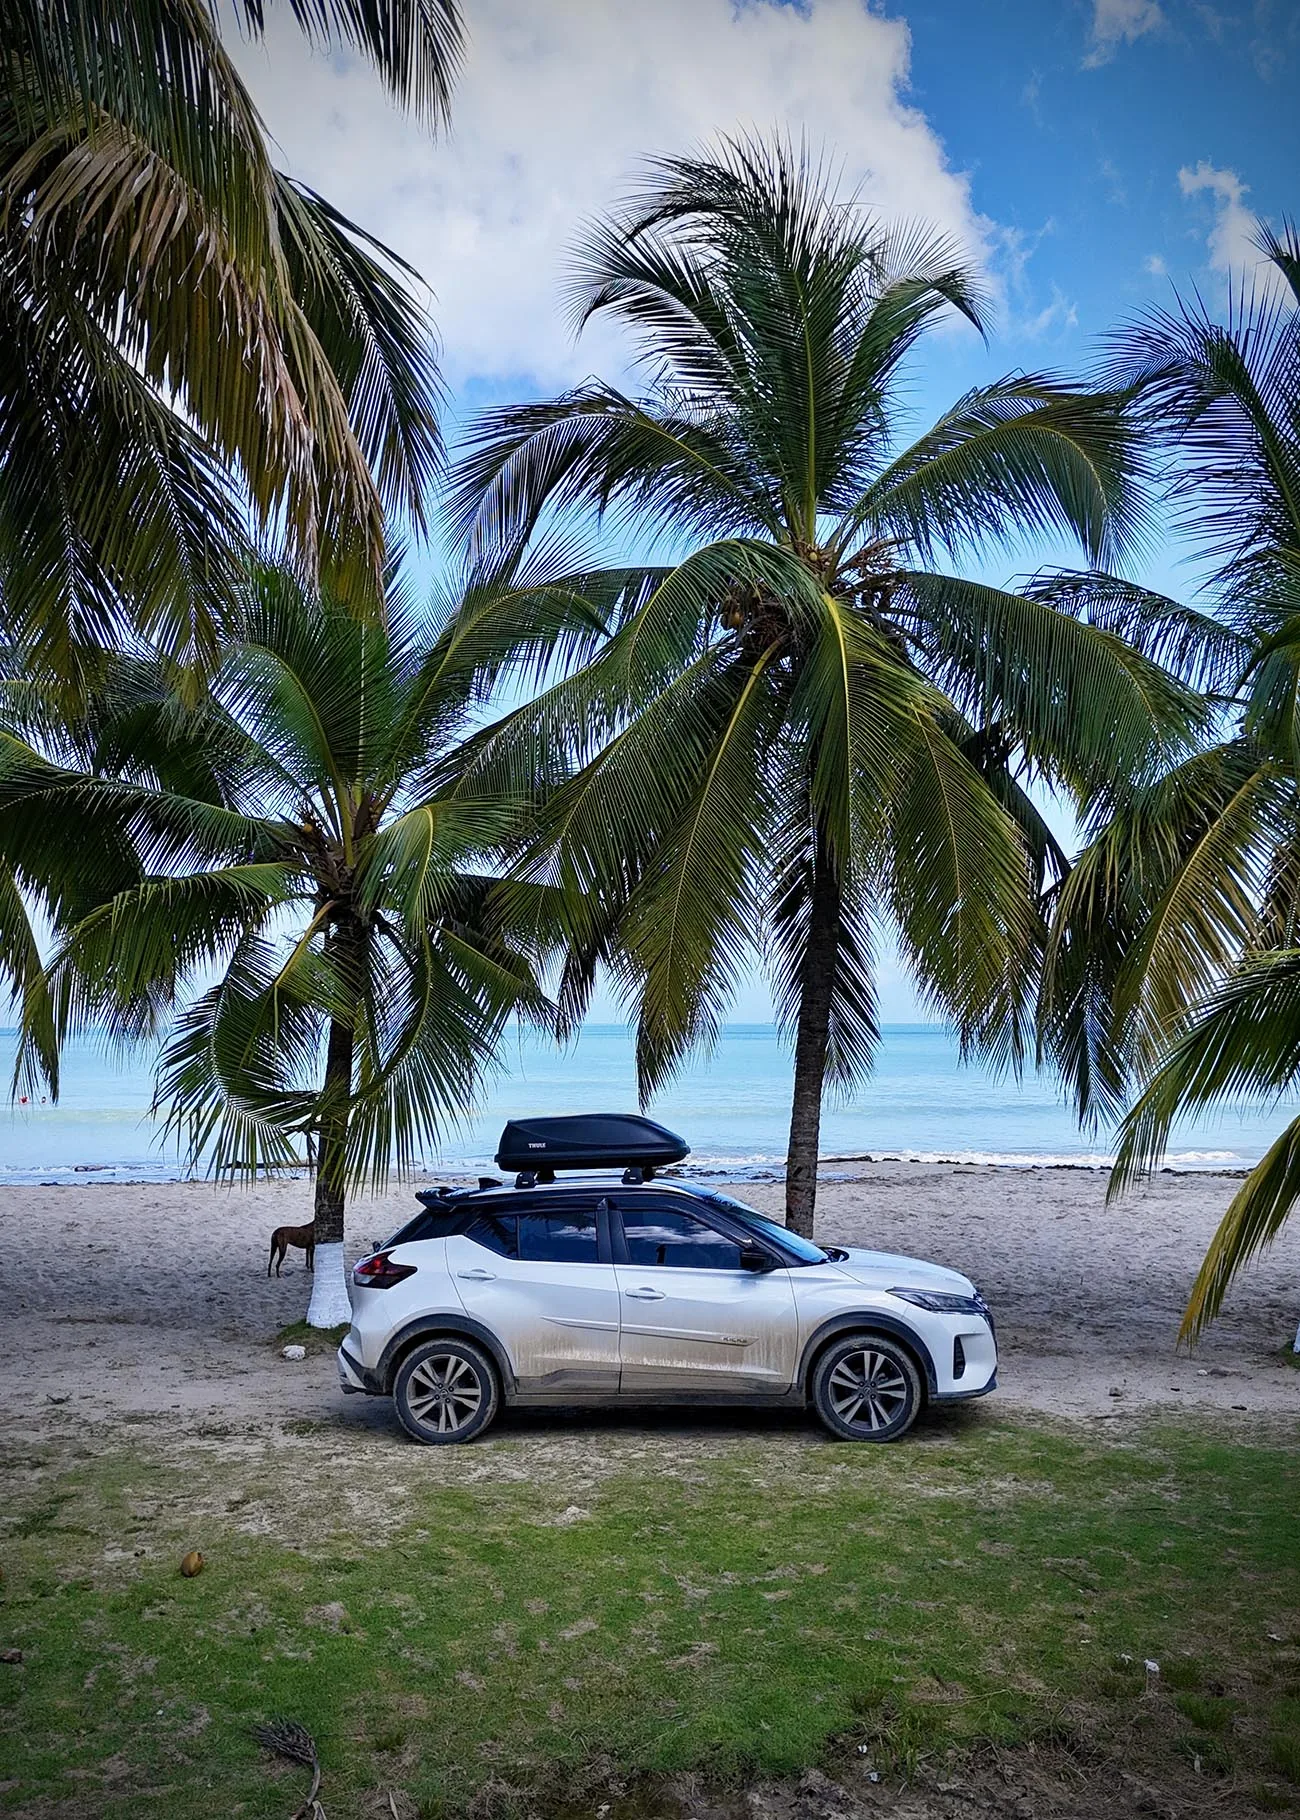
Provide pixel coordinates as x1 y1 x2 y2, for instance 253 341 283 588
0 560 573 1324
1 0 460 683
449 137 1200 1236
1042 222 1300 1339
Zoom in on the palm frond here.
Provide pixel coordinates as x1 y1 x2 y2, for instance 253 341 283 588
233 0 463 130
1112 957 1300 1326
447 384 775 555
1041 742 1284 1124
856 376 1150 567
894 571 1207 799
0 859 58 1096
616 649 785 1098
1180 1114 1300 1339
767 782 880 1092
887 713 1038 1072
1020 568 1249 695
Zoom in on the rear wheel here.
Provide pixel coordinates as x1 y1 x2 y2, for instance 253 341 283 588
810 1333 922 1442
393 1338 500 1445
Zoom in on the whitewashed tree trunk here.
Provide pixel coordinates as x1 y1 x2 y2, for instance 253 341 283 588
308 983 355 1330
306 1242 351 1328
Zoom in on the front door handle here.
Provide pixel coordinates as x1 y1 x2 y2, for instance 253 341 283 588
457 1268 496 1281
625 1287 665 1300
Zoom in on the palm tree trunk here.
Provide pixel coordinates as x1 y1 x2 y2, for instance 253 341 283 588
785 826 839 1239
305 1009 355 1329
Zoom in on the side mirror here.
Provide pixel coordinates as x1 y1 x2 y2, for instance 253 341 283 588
739 1244 778 1272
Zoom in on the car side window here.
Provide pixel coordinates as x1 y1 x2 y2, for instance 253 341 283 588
463 1211 519 1258
518 1206 600 1264
620 1203 744 1270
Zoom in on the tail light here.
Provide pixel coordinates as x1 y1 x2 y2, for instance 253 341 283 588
352 1251 417 1289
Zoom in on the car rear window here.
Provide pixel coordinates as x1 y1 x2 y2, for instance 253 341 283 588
518 1209 600 1263
464 1211 519 1258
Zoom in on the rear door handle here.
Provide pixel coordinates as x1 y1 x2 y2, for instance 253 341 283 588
625 1287 665 1300
457 1268 496 1281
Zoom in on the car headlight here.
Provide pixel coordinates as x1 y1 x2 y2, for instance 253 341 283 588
889 1288 987 1315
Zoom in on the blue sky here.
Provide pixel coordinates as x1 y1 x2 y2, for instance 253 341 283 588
230 0 1297 1020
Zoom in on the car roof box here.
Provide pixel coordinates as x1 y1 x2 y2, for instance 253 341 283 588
494 1113 689 1174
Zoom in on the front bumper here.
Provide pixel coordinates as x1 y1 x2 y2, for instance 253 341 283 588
903 1305 997 1400
935 1369 998 1402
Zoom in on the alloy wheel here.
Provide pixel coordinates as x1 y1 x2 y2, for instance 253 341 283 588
826 1348 910 1432
404 1352 484 1435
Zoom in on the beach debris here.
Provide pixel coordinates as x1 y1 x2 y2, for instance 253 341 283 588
253 1718 324 1819
180 1551 205 1578
282 1344 307 1362
1 1648 23 1664
1107 1386 1124 1398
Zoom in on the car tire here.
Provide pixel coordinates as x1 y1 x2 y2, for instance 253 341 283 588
810 1332 923 1442
393 1338 500 1445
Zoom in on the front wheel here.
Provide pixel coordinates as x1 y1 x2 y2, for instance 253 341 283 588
393 1338 500 1445
810 1333 922 1442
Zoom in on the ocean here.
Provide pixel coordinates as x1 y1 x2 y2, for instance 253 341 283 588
0 1023 1282 1185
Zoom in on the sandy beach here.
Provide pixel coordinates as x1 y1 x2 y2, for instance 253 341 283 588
2 1162 1297 1442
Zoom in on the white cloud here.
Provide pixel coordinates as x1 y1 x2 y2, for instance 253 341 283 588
1018 285 1079 341
1083 0 1165 67
987 221 1076 342
1144 252 1167 276
1177 160 1262 274
229 0 993 393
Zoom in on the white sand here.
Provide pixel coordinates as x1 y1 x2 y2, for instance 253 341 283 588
1 1164 1297 1442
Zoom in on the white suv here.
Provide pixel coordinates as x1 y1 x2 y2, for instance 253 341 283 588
337 1116 996 1444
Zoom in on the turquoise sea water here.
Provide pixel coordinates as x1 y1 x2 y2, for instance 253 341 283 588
0 1023 1284 1184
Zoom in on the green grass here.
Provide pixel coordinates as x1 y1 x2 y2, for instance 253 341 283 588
273 1320 350 1355
2 1417 1299 1816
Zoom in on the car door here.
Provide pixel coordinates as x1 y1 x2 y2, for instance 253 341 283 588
611 1195 798 1395
446 1195 621 1395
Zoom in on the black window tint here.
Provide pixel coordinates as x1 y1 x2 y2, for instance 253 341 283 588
518 1208 599 1263
621 1205 743 1270
464 1211 519 1258
384 1210 435 1247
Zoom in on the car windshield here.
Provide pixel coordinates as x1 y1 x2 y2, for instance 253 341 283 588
692 1191 829 1264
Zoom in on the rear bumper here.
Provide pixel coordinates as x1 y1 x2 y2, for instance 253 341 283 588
337 1344 384 1396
